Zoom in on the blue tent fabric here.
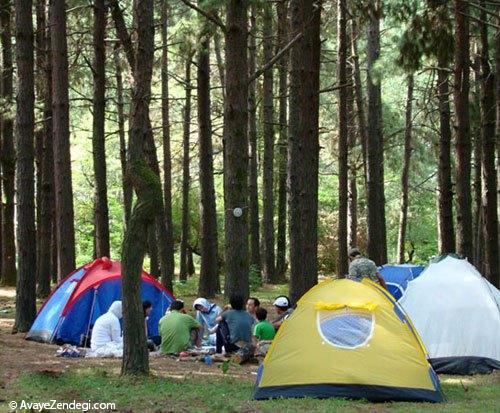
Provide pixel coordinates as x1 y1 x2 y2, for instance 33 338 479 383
379 265 425 300
27 260 174 345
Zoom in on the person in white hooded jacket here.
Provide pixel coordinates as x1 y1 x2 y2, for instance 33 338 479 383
193 298 221 345
90 301 123 352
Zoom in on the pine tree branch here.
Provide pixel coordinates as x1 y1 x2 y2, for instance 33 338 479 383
249 32 303 83
178 0 226 33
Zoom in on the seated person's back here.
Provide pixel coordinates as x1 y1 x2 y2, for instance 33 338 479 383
221 296 255 345
159 300 201 353
90 301 123 351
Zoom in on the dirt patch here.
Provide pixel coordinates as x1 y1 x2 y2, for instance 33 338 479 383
0 321 257 389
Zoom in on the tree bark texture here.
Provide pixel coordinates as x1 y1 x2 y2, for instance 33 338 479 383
121 0 156 376
197 2 219 297
479 0 498 286
337 0 349 276
179 54 192 282
453 0 472 259
262 1 276 283
14 0 37 332
50 0 76 279
436 54 455 254
365 0 386 265
35 0 54 297
275 0 288 280
223 0 249 300
396 74 414 264
160 1 175 290
288 0 321 304
92 0 110 258
0 0 17 285
247 4 261 274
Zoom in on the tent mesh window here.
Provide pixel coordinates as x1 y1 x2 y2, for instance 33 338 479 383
317 310 374 349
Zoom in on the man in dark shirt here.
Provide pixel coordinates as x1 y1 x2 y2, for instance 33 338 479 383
215 295 254 354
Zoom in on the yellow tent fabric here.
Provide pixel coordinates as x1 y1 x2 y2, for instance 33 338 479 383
254 278 442 402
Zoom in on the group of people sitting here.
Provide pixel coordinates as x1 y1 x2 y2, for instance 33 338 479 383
158 294 293 356
89 247 385 357
89 294 294 358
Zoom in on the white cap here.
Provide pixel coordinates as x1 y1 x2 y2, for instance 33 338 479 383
273 297 289 308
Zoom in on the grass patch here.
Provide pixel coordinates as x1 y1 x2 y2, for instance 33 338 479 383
2 369 499 412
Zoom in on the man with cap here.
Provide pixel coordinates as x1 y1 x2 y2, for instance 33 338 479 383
271 295 294 330
347 247 388 289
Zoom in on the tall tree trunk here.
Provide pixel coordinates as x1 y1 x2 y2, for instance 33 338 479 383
179 54 192 282
346 22 357 250
396 74 414 264
121 0 156 376
365 0 386 265
13 0 36 332
50 0 75 279
262 1 276 283
36 0 54 297
247 4 261 274
337 0 349 276
479 0 498 285
453 0 472 259
0 0 16 286
160 0 174 290
496 10 500 252
350 20 368 190
288 0 321 304
472 52 483 269
114 45 132 228
436 53 455 254
197 0 219 297
275 0 288 280
92 0 110 258
223 0 249 300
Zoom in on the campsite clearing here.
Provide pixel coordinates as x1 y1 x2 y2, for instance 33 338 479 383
1 286 499 412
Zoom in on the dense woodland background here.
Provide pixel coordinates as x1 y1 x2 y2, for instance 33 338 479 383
0 0 499 371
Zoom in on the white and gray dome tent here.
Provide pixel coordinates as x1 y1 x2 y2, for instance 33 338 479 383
399 255 500 375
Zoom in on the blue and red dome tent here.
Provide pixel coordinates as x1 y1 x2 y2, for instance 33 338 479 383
379 264 425 300
26 257 174 345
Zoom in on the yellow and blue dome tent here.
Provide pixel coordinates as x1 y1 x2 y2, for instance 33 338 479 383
253 278 443 402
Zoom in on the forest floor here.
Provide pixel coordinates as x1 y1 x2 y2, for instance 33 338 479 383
1 283 499 412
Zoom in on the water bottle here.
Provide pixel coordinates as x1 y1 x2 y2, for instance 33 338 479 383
204 355 213 365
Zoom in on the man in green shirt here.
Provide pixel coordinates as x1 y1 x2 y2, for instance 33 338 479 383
159 300 202 354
